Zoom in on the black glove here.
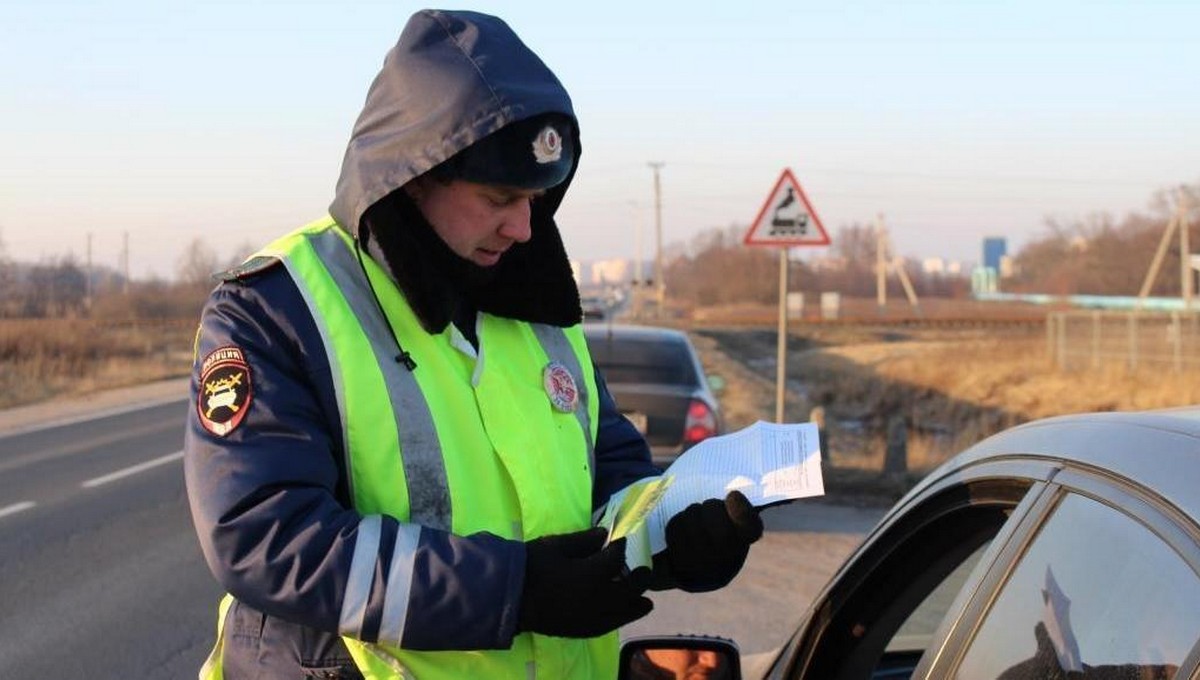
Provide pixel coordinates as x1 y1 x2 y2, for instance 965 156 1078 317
651 490 764 593
517 527 654 638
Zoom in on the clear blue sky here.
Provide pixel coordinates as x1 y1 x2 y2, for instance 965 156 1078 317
2 0 1197 279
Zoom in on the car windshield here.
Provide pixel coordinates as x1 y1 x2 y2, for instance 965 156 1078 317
586 333 699 387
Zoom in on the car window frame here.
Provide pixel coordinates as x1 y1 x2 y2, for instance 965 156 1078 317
780 456 1058 679
909 478 1062 677
926 460 1200 679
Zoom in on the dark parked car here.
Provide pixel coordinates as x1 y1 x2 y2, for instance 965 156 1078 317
621 408 1200 679
585 324 722 466
581 295 610 321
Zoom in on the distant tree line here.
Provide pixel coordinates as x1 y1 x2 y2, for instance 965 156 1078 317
664 182 1200 306
0 233 252 320
1007 183 1200 296
4 180 1197 319
664 224 969 307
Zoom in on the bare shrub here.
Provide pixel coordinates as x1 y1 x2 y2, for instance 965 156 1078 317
0 319 194 409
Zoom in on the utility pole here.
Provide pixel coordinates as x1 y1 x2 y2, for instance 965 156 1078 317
1181 190 1192 310
648 162 665 317
1138 188 1191 308
775 247 789 423
629 201 644 319
875 214 888 311
631 202 644 287
122 231 130 294
874 214 920 313
86 232 93 312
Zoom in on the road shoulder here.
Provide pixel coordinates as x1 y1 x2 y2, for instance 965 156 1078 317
0 378 190 437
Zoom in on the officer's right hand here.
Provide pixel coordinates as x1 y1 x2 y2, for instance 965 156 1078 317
516 527 653 638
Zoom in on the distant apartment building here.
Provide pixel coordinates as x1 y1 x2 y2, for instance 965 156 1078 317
999 254 1016 279
808 255 847 272
569 258 657 286
590 258 631 286
925 259 969 276
982 237 1007 272
972 265 998 294
976 237 1008 293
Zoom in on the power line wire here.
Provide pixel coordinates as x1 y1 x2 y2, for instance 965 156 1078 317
657 160 1180 188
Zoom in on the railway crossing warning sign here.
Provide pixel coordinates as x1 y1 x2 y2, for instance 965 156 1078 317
742 168 829 424
743 168 830 247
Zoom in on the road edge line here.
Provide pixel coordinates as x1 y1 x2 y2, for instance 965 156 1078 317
0 501 37 520
81 451 185 489
0 395 189 440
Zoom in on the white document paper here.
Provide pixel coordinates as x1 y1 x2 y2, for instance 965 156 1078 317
599 420 824 570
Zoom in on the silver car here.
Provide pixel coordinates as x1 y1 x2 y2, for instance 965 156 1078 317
621 408 1200 679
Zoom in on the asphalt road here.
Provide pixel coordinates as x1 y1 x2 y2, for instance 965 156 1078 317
0 398 220 679
0 397 885 678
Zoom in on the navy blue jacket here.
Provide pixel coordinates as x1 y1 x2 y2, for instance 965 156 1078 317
185 263 657 675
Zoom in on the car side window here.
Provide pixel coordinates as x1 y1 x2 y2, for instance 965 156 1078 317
793 495 1017 680
954 492 1200 679
887 541 991 654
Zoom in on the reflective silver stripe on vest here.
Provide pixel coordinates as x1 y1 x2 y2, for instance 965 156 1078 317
307 229 453 532
340 515 382 637
377 524 422 645
530 324 594 480
277 256 356 502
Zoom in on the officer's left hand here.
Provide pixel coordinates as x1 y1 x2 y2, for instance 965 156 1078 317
651 490 764 593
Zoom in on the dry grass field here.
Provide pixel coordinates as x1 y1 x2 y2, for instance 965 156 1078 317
688 322 1200 500
0 319 195 409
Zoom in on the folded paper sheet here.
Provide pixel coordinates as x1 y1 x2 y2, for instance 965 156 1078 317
598 420 825 570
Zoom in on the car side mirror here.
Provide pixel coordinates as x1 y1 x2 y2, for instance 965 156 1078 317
707 375 726 395
618 635 741 680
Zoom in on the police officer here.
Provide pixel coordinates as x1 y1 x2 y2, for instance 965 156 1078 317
184 9 761 679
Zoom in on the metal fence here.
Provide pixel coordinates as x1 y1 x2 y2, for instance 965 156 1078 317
1047 310 1200 371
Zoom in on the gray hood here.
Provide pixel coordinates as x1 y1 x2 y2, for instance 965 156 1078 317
330 9 579 232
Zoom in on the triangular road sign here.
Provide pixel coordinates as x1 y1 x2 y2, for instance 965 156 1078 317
744 168 830 247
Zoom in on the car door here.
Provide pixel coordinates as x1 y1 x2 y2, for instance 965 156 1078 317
921 465 1200 679
772 455 1054 679
773 455 1200 680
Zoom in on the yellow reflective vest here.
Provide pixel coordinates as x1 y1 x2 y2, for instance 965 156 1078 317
202 217 614 679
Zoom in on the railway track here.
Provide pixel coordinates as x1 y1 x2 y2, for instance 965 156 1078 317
683 314 1047 331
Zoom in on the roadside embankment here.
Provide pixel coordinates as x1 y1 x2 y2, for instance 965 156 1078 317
687 323 1200 503
0 318 194 411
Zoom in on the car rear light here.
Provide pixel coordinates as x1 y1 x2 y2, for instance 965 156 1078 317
683 399 717 446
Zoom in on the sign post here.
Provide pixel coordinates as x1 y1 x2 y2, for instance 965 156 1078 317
744 168 830 423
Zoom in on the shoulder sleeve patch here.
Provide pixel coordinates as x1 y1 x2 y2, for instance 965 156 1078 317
198 345 253 437
213 255 281 283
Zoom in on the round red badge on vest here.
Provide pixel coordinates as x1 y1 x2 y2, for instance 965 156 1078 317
543 362 578 413
197 346 253 437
